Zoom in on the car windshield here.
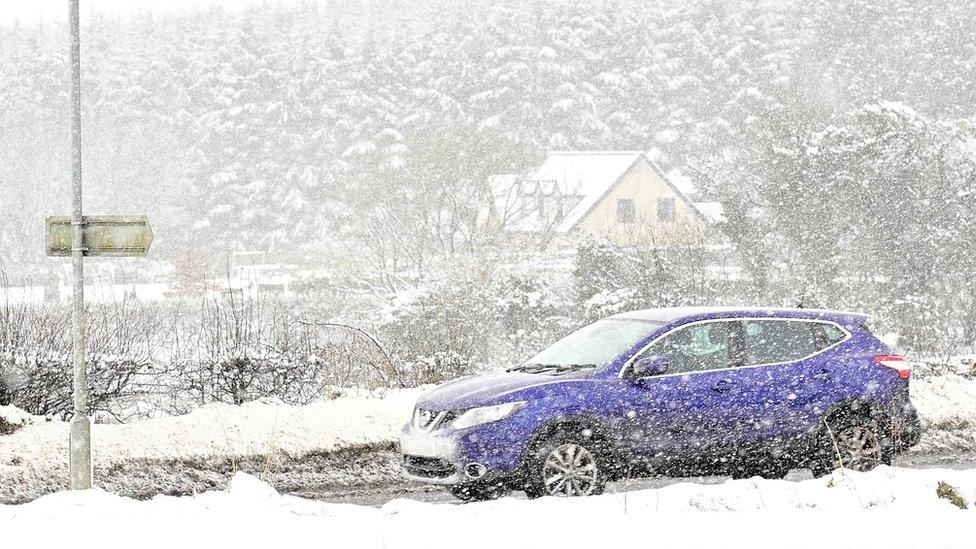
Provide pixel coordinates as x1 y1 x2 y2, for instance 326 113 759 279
514 319 664 372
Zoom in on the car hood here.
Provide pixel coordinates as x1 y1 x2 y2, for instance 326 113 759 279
415 370 596 410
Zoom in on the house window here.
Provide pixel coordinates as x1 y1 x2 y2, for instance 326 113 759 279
617 199 635 223
657 197 675 222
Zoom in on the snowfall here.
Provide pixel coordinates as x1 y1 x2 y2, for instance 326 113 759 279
1 375 975 548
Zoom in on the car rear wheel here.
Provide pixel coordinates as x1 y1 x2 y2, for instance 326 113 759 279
811 413 891 477
524 429 608 498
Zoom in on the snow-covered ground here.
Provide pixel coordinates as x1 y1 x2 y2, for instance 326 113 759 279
0 387 423 502
2 467 973 548
1 375 974 503
0 387 421 465
908 375 976 452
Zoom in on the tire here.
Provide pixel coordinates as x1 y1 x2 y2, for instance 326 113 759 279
810 411 893 477
523 427 609 498
449 482 507 502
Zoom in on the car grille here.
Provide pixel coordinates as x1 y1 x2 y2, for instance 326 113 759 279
403 455 457 479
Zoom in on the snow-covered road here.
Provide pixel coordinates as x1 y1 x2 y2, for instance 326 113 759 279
296 451 976 506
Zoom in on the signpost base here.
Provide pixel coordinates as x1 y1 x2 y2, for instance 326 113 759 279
69 416 92 489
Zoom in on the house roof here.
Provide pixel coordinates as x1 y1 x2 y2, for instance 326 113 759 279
691 201 725 224
665 169 699 196
489 151 645 234
488 151 718 234
536 151 645 233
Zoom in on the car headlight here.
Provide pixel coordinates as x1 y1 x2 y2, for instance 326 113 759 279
452 401 527 429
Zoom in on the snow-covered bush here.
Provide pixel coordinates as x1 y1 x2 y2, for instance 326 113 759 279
573 239 726 323
161 295 397 411
489 273 577 365
0 404 39 435
3 352 147 419
0 287 398 417
395 350 476 387
379 272 496 382
379 267 576 379
582 287 642 320
717 102 976 353
0 298 154 419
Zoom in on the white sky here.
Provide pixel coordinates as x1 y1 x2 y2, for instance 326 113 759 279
0 0 319 25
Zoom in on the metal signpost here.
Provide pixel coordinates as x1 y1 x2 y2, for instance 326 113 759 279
49 0 154 490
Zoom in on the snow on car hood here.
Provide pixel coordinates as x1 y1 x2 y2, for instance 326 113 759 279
415 370 596 410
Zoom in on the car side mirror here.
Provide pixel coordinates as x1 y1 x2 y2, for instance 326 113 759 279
629 355 669 380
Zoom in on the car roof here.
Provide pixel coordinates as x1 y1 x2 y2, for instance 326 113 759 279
609 306 869 326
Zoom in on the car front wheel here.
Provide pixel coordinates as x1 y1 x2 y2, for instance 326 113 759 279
524 429 608 498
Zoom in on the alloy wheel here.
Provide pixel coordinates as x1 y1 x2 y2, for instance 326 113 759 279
541 443 599 496
831 425 883 471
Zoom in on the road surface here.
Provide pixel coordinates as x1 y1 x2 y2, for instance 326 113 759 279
292 452 976 507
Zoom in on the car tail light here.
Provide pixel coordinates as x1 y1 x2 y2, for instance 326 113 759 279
875 355 911 379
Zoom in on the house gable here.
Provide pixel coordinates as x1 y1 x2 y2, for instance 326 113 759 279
484 151 711 246
575 156 707 245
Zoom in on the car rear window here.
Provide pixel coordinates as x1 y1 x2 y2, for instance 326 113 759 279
812 322 847 350
743 320 818 366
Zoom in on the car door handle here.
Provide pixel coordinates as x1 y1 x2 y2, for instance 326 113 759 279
812 369 832 382
713 380 735 393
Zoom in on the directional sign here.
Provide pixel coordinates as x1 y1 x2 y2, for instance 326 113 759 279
46 215 154 257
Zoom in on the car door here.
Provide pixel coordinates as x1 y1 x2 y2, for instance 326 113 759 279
729 319 845 443
617 320 745 457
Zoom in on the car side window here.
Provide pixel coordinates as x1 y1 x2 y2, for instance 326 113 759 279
642 321 735 374
743 320 817 366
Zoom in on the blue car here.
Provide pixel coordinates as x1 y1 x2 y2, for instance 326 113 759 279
400 307 922 500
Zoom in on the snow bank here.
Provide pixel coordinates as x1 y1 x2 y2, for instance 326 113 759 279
2 467 974 548
0 405 40 434
0 388 422 502
0 388 419 466
912 374 976 452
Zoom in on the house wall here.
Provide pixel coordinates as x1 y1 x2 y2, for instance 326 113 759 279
577 159 705 246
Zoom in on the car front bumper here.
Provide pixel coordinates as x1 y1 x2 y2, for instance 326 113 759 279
398 416 535 486
399 429 465 485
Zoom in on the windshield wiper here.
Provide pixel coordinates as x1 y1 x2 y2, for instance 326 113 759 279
507 363 547 373
508 363 596 374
